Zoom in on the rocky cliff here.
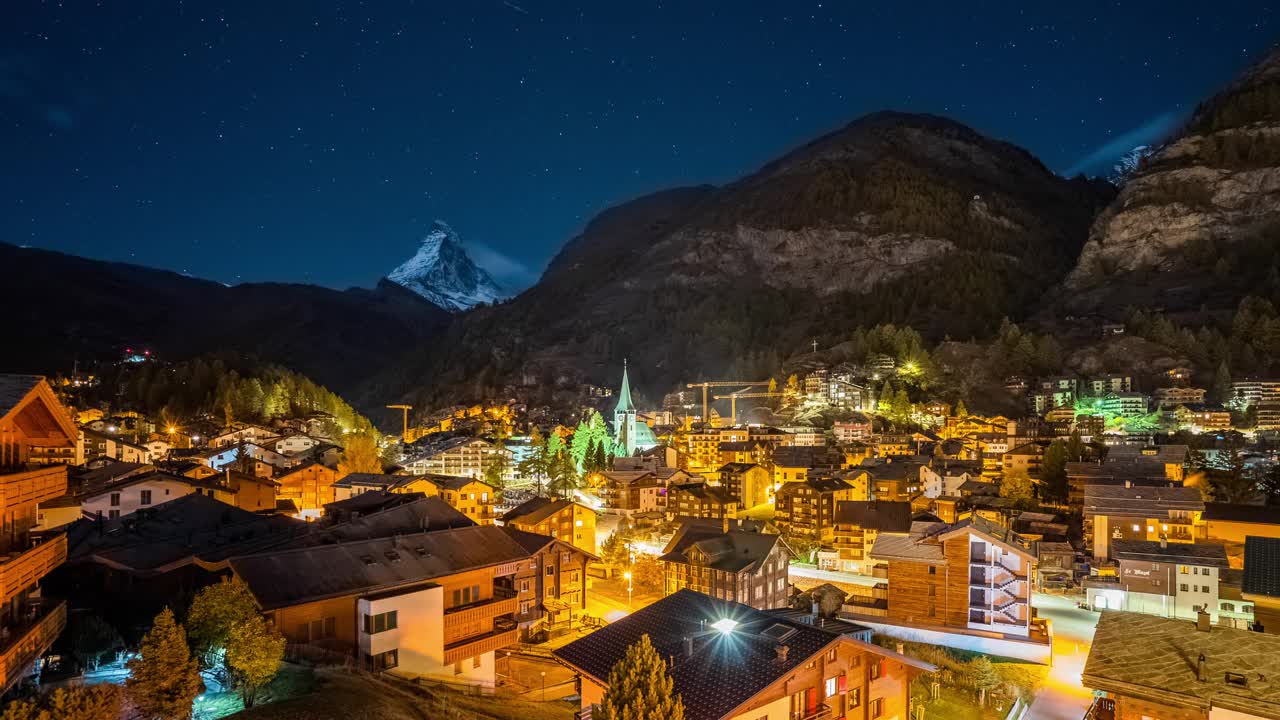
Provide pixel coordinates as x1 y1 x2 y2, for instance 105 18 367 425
1066 46 1280 311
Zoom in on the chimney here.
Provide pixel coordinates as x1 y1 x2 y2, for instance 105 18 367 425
775 645 790 663
1197 652 1208 681
683 636 694 658
1124 480 1132 489
1197 610 1212 633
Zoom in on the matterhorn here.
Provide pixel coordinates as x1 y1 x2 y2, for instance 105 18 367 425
387 221 508 312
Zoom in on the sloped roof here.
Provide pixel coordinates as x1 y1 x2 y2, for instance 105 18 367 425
500 496 579 525
230 524 530 610
275 496 475 549
661 527 781 574
65 493 306 573
1083 612 1280 718
1111 539 1229 568
833 501 913 533
1082 484 1203 518
0 375 42 418
554 589 934 720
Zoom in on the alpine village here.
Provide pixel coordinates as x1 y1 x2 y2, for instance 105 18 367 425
6 17 1280 720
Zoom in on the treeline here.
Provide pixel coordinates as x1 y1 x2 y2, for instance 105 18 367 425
1192 81 1280 134
1127 296 1280 396
92 353 375 433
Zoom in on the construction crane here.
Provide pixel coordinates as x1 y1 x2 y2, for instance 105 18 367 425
686 381 769 426
713 391 785 425
386 404 413 444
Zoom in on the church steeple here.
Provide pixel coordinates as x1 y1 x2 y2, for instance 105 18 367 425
614 359 635 415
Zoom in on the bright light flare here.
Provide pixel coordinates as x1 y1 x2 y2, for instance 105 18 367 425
711 618 738 634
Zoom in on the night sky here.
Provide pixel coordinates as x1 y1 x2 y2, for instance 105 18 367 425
3 2 1275 291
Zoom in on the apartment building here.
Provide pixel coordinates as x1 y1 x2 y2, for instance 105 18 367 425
0 376 77 691
717 462 772 508
1082 483 1204 561
500 496 596 555
1084 539 1229 619
869 517 1039 639
829 501 912 575
774 477 858 540
667 482 739 521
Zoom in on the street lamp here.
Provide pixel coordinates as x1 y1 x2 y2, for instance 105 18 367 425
541 670 546 701
624 571 633 610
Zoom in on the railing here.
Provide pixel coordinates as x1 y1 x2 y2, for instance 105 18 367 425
1084 697 1116 720
0 534 66 605
443 619 519 665
0 466 67 512
794 703 833 720
444 587 519 641
0 599 66 691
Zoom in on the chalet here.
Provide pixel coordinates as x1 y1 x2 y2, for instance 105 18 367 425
668 483 739 521
501 527 595 640
81 427 150 464
848 457 924 503
390 473 496 525
920 458 981 498
0 375 78 691
208 423 278 448
274 461 341 519
1083 612 1280 720
772 445 839 486
554 589 936 720
401 436 511 483
659 519 788 610
499 496 597 555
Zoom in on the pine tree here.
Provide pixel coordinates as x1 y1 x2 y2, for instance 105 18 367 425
597 635 685 720
1040 441 1069 503
954 399 968 419
1212 361 1235 404
126 607 203 720
235 437 255 474
968 656 1001 707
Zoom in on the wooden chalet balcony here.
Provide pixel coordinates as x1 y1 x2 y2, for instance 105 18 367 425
0 466 67 513
443 587 518 642
442 617 518 665
0 599 66 692
0 535 66 605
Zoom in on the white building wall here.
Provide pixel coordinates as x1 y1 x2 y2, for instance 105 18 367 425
83 478 194 520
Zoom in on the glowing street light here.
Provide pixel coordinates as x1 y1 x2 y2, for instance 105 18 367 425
623 570 633 610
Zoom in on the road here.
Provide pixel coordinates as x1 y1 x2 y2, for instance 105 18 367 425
789 565 1100 719
1027 593 1099 720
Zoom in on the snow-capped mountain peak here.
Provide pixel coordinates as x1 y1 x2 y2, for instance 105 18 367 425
387 221 508 312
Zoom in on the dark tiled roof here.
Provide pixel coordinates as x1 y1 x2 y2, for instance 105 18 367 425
1067 460 1170 481
1083 611 1280 717
1244 536 1280 599
553 590 847 720
833 501 912 532
1204 503 1280 526
333 473 402 489
772 445 836 468
65 493 306 572
323 490 425 516
274 497 474 549
660 528 781 574
717 463 761 474
1082 484 1204 518
1111 539 1228 568
500 496 576 525
230 524 530 610
675 484 737 505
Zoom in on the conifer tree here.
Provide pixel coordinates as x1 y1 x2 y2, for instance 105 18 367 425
954 399 968 418
126 607 203 720
597 635 685 720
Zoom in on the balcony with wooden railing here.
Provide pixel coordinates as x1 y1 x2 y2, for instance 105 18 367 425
0 599 66 691
442 617 518 665
0 466 67 513
443 587 518 644
0 534 66 605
